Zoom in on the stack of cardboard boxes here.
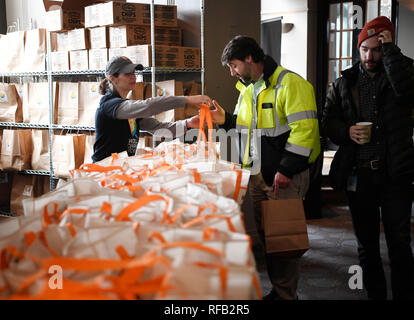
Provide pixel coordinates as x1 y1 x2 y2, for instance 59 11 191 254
48 0 201 71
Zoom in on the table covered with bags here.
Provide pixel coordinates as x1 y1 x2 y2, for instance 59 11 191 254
0 108 262 300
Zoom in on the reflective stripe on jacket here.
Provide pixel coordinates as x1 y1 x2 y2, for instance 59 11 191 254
234 65 321 169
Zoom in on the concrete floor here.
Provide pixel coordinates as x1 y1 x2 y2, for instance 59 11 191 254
246 191 414 300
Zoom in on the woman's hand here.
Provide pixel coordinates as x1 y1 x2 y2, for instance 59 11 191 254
185 95 212 107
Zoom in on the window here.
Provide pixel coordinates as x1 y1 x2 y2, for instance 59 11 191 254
366 0 392 22
328 2 354 85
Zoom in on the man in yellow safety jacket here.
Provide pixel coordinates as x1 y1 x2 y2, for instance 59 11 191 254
209 35 321 300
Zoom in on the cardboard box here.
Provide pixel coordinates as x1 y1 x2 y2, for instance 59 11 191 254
109 25 181 48
51 51 70 71
89 26 108 49
85 1 177 28
43 0 107 11
108 47 128 61
125 45 200 69
45 9 84 32
68 28 90 51
51 31 69 52
43 0 115 31
89 49 108 70
70 50 89 70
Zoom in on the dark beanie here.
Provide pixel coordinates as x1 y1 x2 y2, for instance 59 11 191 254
357 16 394 48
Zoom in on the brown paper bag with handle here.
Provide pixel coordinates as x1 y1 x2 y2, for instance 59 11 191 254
0 83 23 122
31 130 50 171
10 174 43 216
261 199 310 258
57 82 79 125
23 28 46 71
74 134 86 168
78 82 101 126
27 82 58 125
14 83 30 123
0 34 7 72
0 129 33 171
3 31 26 72
83 134 95 164
52 134 86 178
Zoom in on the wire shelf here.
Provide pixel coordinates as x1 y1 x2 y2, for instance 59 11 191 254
0 169 60 179
0 209 17 217
0 123 95 131
0 71 48 77
51 70 105 76
19 170 51 176
52 124 96 131
0 122 49 129
0 68 202 77
144 67 203 73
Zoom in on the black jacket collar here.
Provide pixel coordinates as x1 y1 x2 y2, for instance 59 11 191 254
340 62 360 84
263 55 278 87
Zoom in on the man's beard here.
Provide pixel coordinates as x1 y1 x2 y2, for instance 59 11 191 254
239 74 252 83
363 59 382 73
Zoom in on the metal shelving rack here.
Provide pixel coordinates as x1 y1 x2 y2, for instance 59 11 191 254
0 0 205 200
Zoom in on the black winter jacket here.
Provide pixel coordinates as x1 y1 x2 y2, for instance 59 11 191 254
321 43 414 190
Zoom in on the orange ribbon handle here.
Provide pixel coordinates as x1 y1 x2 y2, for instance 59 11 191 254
168 203 194 224
148 232 167 244
233 169 243 201
76 163 124 173
58 208 89 222
202 227 218 240
182 214 237 232
197 202 217 217
197 104 208 145
24 232 37 248
197 104 217 155
115 194 169 222
110 153 119 165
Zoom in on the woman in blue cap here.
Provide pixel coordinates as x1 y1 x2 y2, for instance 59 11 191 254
93 56 211 162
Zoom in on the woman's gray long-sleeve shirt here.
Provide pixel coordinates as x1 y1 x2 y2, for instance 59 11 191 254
115 95 188 136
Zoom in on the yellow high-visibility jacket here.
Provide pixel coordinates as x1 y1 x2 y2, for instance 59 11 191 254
220 56 321 186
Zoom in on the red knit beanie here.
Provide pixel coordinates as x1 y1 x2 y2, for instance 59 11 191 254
358 16 394 48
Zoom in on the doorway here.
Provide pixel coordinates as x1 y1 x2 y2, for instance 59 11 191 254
261 16 282 64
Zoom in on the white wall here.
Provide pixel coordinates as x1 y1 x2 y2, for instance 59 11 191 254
398 1 414 59
261 0 308 79
6 0 46 30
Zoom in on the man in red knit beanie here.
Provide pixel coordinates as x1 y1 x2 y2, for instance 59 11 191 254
357 16 395 49
322 15 414 300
